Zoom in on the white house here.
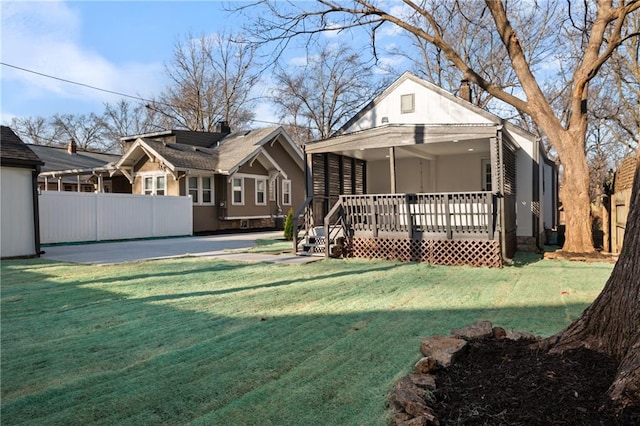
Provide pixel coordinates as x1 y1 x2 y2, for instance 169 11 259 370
294 72 558 267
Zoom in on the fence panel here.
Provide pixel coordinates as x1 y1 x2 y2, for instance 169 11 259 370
40 192 192 244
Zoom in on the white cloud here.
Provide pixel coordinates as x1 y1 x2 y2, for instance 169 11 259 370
373 56 406 75
322 22 342 39
1 1 163 111
287 55 309 67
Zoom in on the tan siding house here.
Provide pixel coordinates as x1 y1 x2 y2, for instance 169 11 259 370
117 126 304 233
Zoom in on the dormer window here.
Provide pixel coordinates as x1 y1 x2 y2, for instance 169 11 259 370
401 94 415 114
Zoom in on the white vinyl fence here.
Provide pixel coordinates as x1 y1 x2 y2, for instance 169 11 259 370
40 192 193 244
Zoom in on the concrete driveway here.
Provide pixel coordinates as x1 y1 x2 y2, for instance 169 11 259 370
40 231 310 265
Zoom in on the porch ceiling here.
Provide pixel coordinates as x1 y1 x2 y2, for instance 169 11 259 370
325 138 490 162
305 124 497 161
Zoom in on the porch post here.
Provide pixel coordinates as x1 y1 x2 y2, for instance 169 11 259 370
77 175 81 192
495 132 508 261
389 147 396 193
304 147 312 200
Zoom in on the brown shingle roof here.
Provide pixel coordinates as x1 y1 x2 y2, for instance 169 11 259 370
140 138 220 171
214 127 280 172
0 126 43 167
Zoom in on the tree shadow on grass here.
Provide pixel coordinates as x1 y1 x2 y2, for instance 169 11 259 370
508 251 544 267
1 258 603 426
132 263 403 303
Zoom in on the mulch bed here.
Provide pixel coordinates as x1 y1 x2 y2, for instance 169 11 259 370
431 338 640 425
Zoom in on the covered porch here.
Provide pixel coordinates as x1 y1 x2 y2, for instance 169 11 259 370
294 124 518 267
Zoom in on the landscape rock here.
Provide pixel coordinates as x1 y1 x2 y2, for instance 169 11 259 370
505 330 538 341
390 389 438 422
492 326 507 338
420 336 467 368
414 356 437 374
397 415 439 426
393 412 412 424
451 320 493 339
395 376 426 398
408 373 437 390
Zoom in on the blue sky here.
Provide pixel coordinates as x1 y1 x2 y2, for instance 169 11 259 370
0 1 284 126
1 1 404 128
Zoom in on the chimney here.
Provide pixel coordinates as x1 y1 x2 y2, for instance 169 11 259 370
216 120 231 134
459 79 472 103
67 139 77 154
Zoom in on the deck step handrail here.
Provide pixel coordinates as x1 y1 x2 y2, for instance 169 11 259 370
323 197 348 259
292 196 314 254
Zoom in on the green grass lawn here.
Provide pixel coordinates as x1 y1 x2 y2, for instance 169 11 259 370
1 254 613 425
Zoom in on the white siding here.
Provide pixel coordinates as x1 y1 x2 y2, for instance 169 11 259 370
1 167 36 257
40 192 192 244
344 79 494 132
435 154 487 193
515 150 534 237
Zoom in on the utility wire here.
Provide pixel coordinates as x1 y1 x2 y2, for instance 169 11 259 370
1 61 284 127
1 61 155 105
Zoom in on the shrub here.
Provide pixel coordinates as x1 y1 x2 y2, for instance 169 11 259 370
283 208 294 241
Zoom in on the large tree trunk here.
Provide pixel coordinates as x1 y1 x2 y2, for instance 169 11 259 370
558 150 595 253
543 149 640 408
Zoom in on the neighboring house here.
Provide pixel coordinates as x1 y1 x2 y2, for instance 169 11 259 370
116 125 304 233
29 140 131 193
605 155 637 254
294 72 558 267
0 126 44 258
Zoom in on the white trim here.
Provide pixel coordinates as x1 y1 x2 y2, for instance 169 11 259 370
282 179 292 206
187 175 215 205
269 178 277 202
139 172 168 196
231 176 244 206
255 178 267 206
230 172 270 180
259 149 288 179
223 215 274 220
401 93 415 113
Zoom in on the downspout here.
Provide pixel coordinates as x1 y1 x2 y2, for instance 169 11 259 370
32 166 43 256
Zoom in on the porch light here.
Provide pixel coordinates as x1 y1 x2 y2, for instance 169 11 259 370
453 139 459 143
468 148 474 152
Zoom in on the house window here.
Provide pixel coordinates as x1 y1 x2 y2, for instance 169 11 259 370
481 159 492 192
202 177 212 203
256 178 267 205
188 176 214 204
144 177 153 195
282 179 292 205
188 177 199 202
232 177 244 205
401 94 415 114
156 176 165 195
142 174 166 195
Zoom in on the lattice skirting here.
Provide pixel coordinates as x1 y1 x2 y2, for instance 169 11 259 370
346 237 503 268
